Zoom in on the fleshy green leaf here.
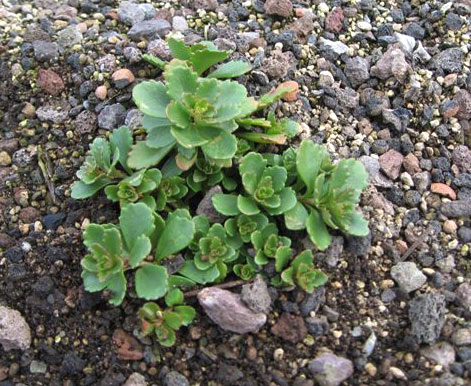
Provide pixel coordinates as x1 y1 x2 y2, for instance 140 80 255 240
266 187 297 215
178 260 220 284
71 177 111 199
200 130 237 160
155 213 195 260
168 38 192 60
135 264 169 300
142 54 166 69
81 270 107 292
128 141 175 169
284 202 308 230
306 209 331 251
191 50 228 75
212 194 240 216
174 305 196 325
208 61 252 78
171 126 210 148
275 246 292 272
343 211 369 237
237 195 260 215
119 203 155 251
296 140 329 195
165 288 184 307
165 63 198 103
132 81 170 118
129 234 152 268
110 126 133 171
106 271 127 305
164 311 183 329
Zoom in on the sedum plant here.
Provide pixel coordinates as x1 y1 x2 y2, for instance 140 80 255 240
72 37 371 348
284 140 369 251
71 126 133 199
211 152 297 218
139 288 196 347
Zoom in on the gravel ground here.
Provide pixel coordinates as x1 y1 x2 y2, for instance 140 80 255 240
1 0 471 385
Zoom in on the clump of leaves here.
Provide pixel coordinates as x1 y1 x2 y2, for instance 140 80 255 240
284 140 369 251
212 152 297 217
129 38 298 170
105 168 161 209
279 250 328 293
81 204 195 305
72 37 371 349
71 126 133 199
139 288 196 347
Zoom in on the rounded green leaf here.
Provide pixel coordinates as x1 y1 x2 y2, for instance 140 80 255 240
119 203 155 251
128 141 175 169
284 202 308 230
135 264 169 300
212 194 240 216
71 178 111 199
155 214 195 260
237 195 260 215
81 270 107 292
133 80 170 118
165 288 184 307
201 130 237 160
296 140 329 194
163 311 183 330
178 260 220 284
129 235 152 268
306 209 332 251
106 271 127 306
208 61 252 79
174 305 196 326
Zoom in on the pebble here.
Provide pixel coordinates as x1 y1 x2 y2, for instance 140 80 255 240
163 371 189 386
264 0 293 17
422 342 456 368
198 186 226 223
452 145 471 173
391 262 426 293
240 275 271 314
319 38 349 60
0 306 31 351
197 287 266 334
370 46 410 83
57 25 82 48
441 201 471 218
379 149 404 180
271 313 307 343
97 103 126 130
0 151 11 166
118 1 154 26
172 16 188 32
431 183 456 200
127 19 171 41
455 283 471 309
112 69 135 89
95 86 107 101
452 329 471 346
124 373 147 386
37 69 64 96
32 40 59 62
29 360 47 374
344 57 370 88
409 293 446 344
325 8 344 33
308 353 354 386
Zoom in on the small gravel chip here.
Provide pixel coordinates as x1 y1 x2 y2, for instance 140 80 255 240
391 262 426 293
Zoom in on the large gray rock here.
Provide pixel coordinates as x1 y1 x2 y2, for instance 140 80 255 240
33 40 59 62
57 25 82 48
0 306 31 351
344 57 370 88
128 19 171 41
163 371 189 386
118 1 155 26
391 262 426 293
308 352 354 386
240 275 271 314
198 287 266 334
409 293 446 344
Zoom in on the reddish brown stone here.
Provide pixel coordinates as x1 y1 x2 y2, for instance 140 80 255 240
280 81 299 102
271 313 307 343
37 69 64 96
403 153 421 175
431 183 456 200
379 149 404 180
112 329 143 361
19 207 41 223
325 7 344 33
264 0 293 17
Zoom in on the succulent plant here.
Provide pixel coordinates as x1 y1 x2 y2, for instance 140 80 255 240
104 168 161 209
139 288 196 347
284 140 369 251
251 223 292 268
279 250 328 293
211 152 297 217
71 126 132 199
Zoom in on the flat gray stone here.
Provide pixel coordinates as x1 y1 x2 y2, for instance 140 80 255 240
0 306 31 351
